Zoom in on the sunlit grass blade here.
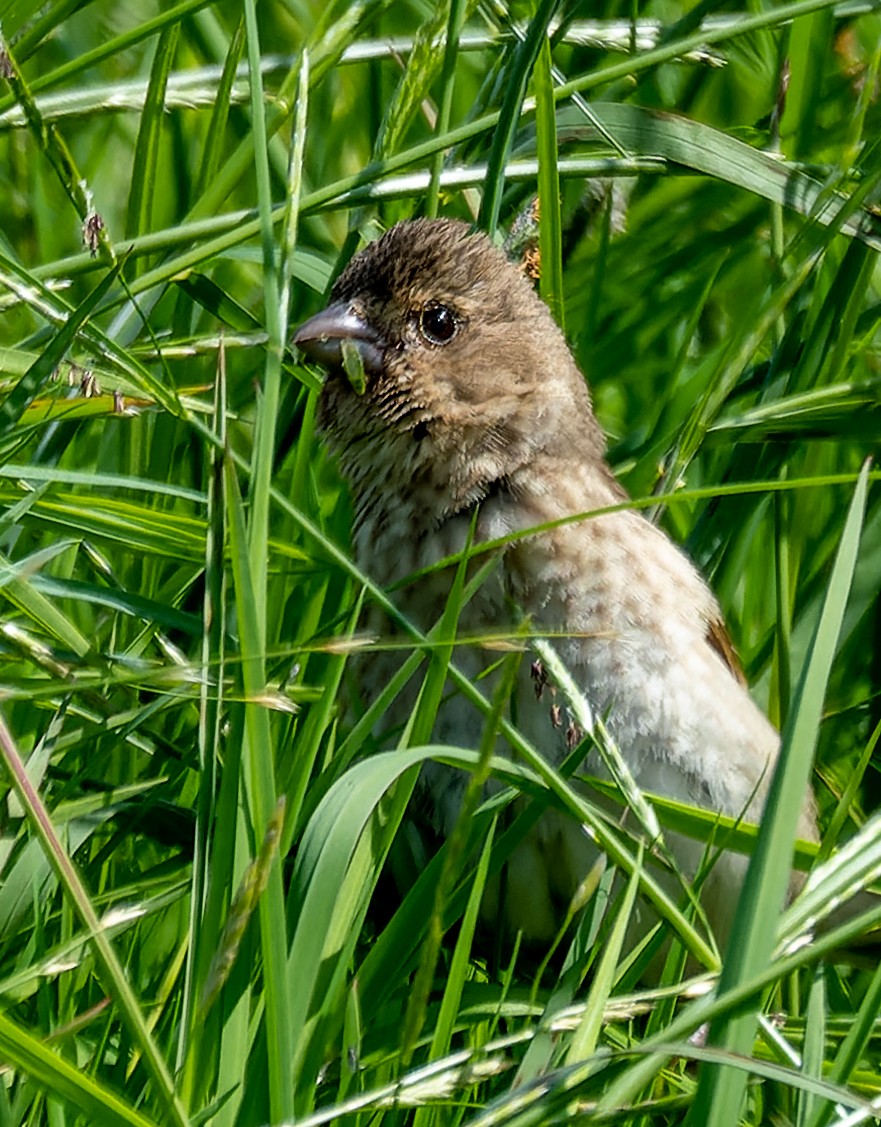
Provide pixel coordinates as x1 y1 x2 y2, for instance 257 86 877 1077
798 967 827 1127
287 747 428 1109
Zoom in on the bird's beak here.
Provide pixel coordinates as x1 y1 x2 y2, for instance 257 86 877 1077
293 302 386 376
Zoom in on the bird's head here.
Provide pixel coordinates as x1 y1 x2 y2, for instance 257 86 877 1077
294 218 604 514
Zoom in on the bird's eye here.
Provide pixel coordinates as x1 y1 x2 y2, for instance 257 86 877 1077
419 303 458 346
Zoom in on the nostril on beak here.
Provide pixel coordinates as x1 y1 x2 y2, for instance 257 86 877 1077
294 303 386 374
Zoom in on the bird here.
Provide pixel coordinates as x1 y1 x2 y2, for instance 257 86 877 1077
293 216 820 959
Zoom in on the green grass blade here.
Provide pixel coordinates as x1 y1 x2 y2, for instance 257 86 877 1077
0 261 122 438
125 24 179 256
534 36 563 329
689 460 870 1125
478 0 560 236
223 450 293 1123
0 1012 162 1127
426 0 467 219
0 715 189 1127
195 15 246 198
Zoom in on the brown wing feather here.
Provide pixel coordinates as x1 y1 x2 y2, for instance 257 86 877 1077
706 616 748 688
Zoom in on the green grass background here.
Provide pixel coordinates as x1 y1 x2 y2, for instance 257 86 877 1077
1 1 881 1124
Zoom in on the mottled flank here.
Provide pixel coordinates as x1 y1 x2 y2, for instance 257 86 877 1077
296 218 818 957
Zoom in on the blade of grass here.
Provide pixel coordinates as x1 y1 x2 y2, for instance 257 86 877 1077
426 0 467 219
244 0 282 634
534 36 563 329
0 34 115 263
125 24 179 258
797 967 827 1127
807 955 881 1127
287 748 433 1109
478 0 560 237
688 459 870 1126
5 0 210 82
223 447 293 1123
0 260 123 438
0 714 190 1127
0 251 182 415
565 844 643 1066
195 15 246 198
401 649 519 1071
177 347 228 1096
0 1012 162 1127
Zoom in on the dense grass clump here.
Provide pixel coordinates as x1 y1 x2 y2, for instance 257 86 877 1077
1 2 880 1124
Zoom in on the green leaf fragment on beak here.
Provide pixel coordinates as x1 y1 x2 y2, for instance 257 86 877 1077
341 338 367 395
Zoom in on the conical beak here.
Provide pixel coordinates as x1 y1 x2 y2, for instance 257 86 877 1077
293 302 386 375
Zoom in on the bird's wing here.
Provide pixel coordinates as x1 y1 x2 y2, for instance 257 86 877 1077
705 615 748 688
